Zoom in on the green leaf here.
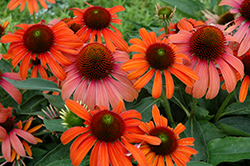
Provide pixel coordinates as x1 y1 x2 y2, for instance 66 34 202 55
184 118 209 162
35 143 70 166
199 120 226 144
45 158 89 166
43 119 67 132
220 97 250 117
187 161 213 166
195 107 214 121
216 116 250 137
208 137 250 166
19 94 46 111
6 78 61 92
161 0 204 19
133 96 161 122
43 94 65 110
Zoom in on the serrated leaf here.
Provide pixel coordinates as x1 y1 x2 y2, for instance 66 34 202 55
220 97 250 118
43 119 67 132
184 118 209 162
133 96 161 122
216 116 250 137
43 94 65 110
199 120 226 144
19 94 46 111
195 107 214 121
208 137 250 166
35 143 70 166
6 78 60 92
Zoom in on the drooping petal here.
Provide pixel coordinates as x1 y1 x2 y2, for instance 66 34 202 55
65 99 92 121
121 138 146 166
133 69 155 89
239 75 249 103
164 70 174 99
2 135 11 161
61 127 89 145
12 128 37 144
97 142 109 166
0 79 22 104
206 61 220 99
152 70 162 99
9 131 26 157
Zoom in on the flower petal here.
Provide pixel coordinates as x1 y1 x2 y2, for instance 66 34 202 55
61 127 89 145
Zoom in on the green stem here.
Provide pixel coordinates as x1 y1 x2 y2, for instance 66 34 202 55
214 91 234 122
190 98 198 119
32 14 37 23
164 23 168 35
172 95 190 117
160 92 175 127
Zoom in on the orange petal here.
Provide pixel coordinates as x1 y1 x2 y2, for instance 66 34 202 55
152 70 162 99
164 70 174 99
169 67 194 87
109 5 125 14
121 109 142 119
173 123 186 135
71 136 96 166
65 99 92 121
139 28 153 46
60 127 88 145
121 58 148 71
239 75 249 103
97 142 109 166
127 65 149 80
89 141 100 166
121 138 146 166
133 69 155 89
152 104 161 127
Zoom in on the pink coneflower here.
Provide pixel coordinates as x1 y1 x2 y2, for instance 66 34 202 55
219 0 250 56
0 70 22 104
169 25 244 99
0 110 40 163
68 2 128 52
61 42 138 110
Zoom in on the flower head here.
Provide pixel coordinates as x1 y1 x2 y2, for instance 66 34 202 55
1 20 83 80
7 0 56 15
0 70 22 104
61 42 138 110
0 107 41 163
219 0 250 56
121 28 199 99
68 2 128 52
60 99 161 166
139 104 198 165
156 3 176 24
169 25 244 99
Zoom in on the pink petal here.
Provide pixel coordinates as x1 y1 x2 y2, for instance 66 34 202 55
222 53 244 78
9 131 26 157
233 21 250 43
206 61 220 99
84 81 97 110
13 128 37 144
219 0 241 8
0 126 7 139
217 58 237 93
61 74 82 101
238 28 250 56
95 80 111 108
2 135 11 161
192 60 208 98
73 78 89 103
0 79 22 104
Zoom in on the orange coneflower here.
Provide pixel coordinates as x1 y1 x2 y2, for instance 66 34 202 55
0 70 22 104
139 104 198 165
169 25 244 99
1 20 83 80
61 42 138 110
0 106 42 163
7 0 56 15
121 28 199 99
219 0 250 56
60 99 161 166
68 2 128 52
